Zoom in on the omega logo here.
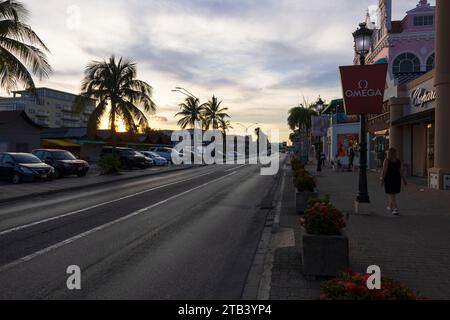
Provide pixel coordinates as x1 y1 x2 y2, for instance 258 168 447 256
358 80 369 89
345 79 383 98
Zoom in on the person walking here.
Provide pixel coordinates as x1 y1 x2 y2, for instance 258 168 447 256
347 146 355 172
380 148 407 215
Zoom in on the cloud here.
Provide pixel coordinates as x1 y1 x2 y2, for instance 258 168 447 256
17 0 433 142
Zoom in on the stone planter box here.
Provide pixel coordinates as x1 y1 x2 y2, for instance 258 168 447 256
295 190 318 214
301 228 349 278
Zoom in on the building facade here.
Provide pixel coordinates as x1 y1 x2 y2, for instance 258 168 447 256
0 111 41 153
364 0 436 172
0 87 96 128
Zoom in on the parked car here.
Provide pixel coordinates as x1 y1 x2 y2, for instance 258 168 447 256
135 151 154 168
140 151 168 166
0 153 55 184
149 147 181 164
100 147 148 170
32 149 89 178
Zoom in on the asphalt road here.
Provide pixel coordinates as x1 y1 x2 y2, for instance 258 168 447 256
0 161 281 300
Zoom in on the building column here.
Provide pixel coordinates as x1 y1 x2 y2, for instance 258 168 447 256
389 98 409 162
429 0 450 190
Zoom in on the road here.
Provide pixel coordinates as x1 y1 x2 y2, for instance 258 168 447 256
0 160 281 299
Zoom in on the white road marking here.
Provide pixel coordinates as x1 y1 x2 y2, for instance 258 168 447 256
225 164 248 172
0 171 237 273
0 170 217 236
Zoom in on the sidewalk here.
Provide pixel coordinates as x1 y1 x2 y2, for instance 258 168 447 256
269 161 450 300
318 166 450 299
0 165 195 204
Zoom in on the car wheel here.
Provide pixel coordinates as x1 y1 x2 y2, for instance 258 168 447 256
54 168 62 179
11 174 21 184
77 171 87 177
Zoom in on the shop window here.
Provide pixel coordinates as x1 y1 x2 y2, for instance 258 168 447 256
426 53 435 71
393 53 421 74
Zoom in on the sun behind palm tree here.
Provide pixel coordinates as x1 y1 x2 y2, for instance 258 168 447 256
75 55 156 148
0 0 51 92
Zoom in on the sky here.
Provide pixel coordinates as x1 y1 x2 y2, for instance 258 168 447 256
17 0 435 142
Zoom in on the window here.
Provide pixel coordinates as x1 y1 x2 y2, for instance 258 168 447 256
393 53 421 74
414 15 433 26
426 53 435 71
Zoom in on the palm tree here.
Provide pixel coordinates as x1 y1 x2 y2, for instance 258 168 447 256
175 96 205 129
218 119 232 134
75 55 156 148
202 95 230 130
0 0 51 92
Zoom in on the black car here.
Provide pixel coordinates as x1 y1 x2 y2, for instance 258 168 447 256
100 147 148 170
0 153 55 184
33 149 90 178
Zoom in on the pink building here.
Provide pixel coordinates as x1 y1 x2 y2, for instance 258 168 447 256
356 0 436 84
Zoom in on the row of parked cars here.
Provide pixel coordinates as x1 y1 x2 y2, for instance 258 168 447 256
0 146 176 184
0 149 89 184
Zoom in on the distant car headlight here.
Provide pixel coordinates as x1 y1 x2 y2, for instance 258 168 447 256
18 166 34 174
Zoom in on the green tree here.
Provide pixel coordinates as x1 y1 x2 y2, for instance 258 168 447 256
0 0 51 91
75 55 156 148
175 96 205 129
202 95 230 130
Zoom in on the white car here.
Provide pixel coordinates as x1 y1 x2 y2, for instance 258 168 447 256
149 147 180 164
141 151 168 166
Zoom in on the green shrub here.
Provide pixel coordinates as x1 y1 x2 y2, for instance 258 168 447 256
291 156 305 172
99 155 121 174
294 173 316 192
301 203 345 235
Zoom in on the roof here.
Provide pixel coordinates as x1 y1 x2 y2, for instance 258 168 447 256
0 110 41 128
394 72 426 85
40 127 87 138
322 99 344 114
390 21 403 34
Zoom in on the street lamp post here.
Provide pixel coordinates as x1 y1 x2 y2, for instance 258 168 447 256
353 22 373 204
235 122 259 135
316 96 325 172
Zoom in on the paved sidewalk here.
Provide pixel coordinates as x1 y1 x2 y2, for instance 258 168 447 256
317 166 450 299
269 159 450 300
0 165 195 203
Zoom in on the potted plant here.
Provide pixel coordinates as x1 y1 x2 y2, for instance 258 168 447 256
321 270 423 300
294 171 318 214
300 203 348 278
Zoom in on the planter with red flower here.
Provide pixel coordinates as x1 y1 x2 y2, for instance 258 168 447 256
321 270 423 300
301 203 348 278
294 171 318 214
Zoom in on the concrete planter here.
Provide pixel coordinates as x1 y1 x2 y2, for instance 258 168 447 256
301 228 349 278
295 190 318 214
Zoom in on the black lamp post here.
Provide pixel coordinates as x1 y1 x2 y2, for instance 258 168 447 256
353 22 373 204
316 96 325 172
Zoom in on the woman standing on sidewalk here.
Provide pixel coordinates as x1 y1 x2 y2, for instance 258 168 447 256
380 148 407 215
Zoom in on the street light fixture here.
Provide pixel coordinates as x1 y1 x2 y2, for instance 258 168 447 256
174 87 199 101
316 96 325 172
235 122 259 135
353 22 373 204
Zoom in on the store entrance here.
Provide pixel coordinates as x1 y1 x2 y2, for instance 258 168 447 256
427 122 435 174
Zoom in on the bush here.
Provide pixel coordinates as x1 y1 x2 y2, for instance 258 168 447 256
301 203 345 235
307 194 331 209
291 156 305 172
321 270 422 300
294 173 316 193
98 155 121 174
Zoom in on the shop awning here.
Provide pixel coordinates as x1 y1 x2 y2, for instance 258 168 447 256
42 139 80 147
392 109 434 126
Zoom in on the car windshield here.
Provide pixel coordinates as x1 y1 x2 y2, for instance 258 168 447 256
52 151 76 160
13 154 42 164
148 152 160 157
120 150 136 156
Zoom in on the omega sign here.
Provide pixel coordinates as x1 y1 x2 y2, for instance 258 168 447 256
411 88 436 108
339 64 388 115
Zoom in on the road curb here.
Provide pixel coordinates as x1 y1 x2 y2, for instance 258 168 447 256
0 165 198 205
